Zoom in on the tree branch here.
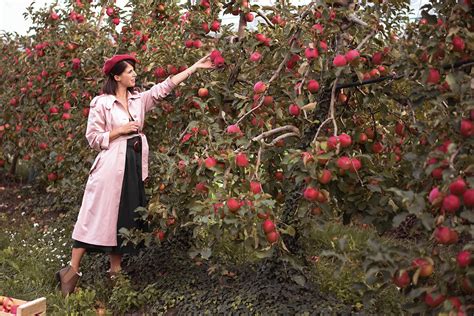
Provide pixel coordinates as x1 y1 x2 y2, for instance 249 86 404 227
256 9 275 28
252 125 300 143
347 13 368 28
264 132 300 147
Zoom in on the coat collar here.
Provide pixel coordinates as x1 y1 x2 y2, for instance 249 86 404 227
97 91 140 110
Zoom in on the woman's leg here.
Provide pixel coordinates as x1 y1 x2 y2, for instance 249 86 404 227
109 253 123 273
71 247 86 272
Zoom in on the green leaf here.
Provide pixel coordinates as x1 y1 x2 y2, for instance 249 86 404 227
460 210 474 223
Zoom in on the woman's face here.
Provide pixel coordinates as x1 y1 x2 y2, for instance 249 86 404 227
114 63 136 88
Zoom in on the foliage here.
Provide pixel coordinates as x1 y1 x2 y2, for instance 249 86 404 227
0 0 473 313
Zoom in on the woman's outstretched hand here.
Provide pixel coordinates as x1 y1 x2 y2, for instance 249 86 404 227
170 53 216 86
192 54 214 70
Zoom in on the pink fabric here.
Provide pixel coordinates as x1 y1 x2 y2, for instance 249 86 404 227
72 77 176 246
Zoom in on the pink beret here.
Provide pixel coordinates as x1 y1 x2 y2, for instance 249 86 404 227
102 54 138 75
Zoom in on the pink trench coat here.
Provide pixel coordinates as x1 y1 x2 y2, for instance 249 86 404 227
72 77 176 246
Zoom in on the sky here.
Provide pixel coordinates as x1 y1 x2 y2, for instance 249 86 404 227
0 0 428 35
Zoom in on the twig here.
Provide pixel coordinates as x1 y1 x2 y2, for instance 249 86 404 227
222 165 232 190
264 132 300 147
236 51 292 125
252 125 300 142
298 64 312 95
256 9 275 28
254 146 262 181
356 30 376 51
347 13 368 28
351 160 365 187
167 124 189 154
329 77 339 136
448 147 461 170
96 6 106 32
312 117 332 145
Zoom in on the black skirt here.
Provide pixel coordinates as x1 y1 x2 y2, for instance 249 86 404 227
73 136 148 254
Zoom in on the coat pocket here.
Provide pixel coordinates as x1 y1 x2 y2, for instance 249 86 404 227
89 155 101 174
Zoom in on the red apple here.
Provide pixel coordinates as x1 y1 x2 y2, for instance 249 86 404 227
193 40 202 48
266 231 279 243
184 39 194 48
434 226 458 244
305 48 318 60
337 156 352 170
345 49 360 63
250 51 262 62
428 187 441 204
311 23 323 33
327 135 339 150
452 36 465 52
449 178 467 196
47 172 58 181
463 189 474 208
303 187 319 201
372 142 384 153
204 157 217 169
244 13 254 22
393 270 410 288
195 182 208 193
357 133 368 144
50 11 60 20
338 133 352 148
442 194 461 213
318 169 332 184
250 181 262 194
227 198 241 213
235 153 249 167
275 171 284 181
154 230 165 241
460 119 473 137
395 121 405 136
210 20 220 32
307 80 320 93
253 81 267 94
457 250 471 268
333 54 347 67
411 258 434 277
263 95 273 106
349 158 362 172
424 292 445 308
427 68 440 84
198 88 208 98
262 219 275 233
288 104 300 116
372 51 383 65
106 7 114 16
226 124 241 134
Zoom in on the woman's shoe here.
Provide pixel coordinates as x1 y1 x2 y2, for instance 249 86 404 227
56 265 82 296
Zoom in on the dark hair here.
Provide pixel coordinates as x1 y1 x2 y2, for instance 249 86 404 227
101 60 137 95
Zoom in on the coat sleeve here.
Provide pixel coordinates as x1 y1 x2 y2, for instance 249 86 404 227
85 97 110 151
140 76 176 113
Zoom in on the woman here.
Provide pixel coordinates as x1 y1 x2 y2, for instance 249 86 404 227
56 53 214 296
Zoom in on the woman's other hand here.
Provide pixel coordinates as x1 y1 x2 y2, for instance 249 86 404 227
119 121 141 135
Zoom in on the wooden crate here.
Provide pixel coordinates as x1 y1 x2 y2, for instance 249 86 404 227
0 296 46 316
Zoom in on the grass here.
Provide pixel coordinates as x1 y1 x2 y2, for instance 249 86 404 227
300 221 406 314
0 200 407 314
